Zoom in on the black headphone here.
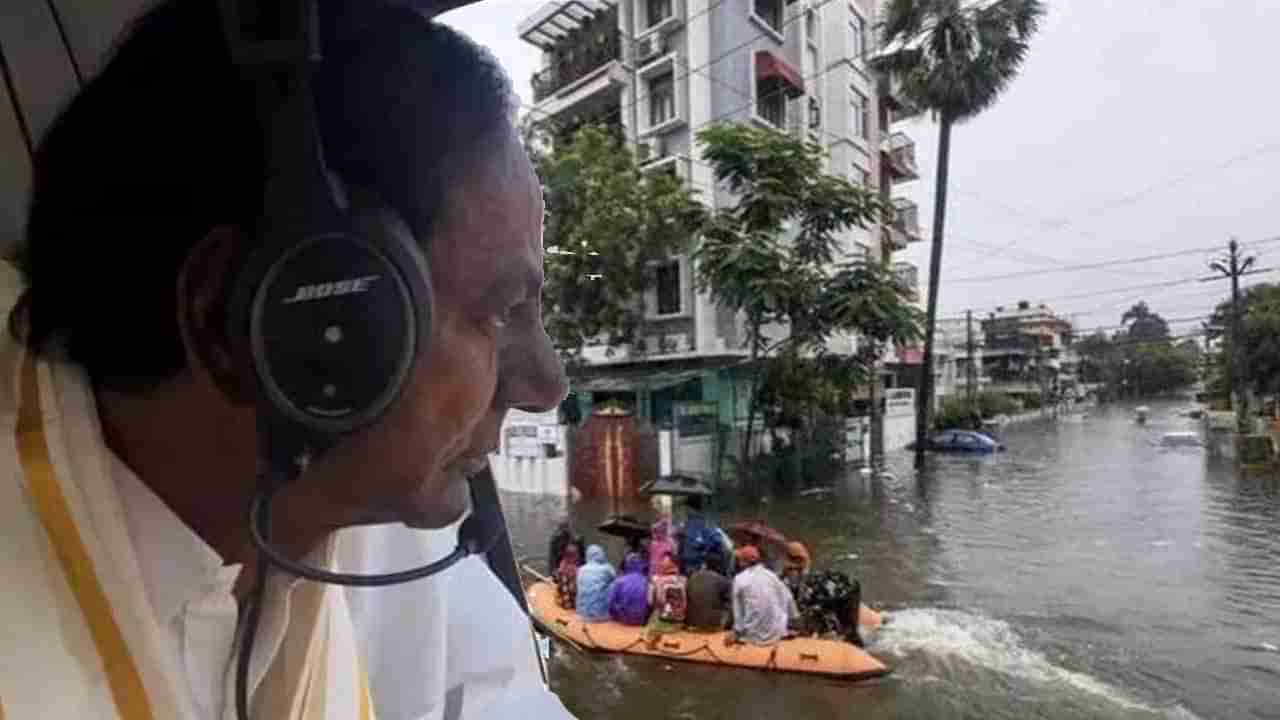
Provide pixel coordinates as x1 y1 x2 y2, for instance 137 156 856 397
216 2 536 717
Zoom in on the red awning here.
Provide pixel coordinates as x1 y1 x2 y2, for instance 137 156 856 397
755 50 805 98
896 348 923 365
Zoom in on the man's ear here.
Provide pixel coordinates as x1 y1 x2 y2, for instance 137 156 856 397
177 226 255 404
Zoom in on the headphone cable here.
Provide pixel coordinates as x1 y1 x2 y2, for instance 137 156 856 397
234 474 489 720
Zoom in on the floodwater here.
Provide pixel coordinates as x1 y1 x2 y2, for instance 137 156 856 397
501 401 1280 719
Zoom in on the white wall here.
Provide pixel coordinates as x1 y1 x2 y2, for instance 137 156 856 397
488 452 569 496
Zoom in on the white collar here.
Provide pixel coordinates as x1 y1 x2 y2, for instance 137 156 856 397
109 451 242 624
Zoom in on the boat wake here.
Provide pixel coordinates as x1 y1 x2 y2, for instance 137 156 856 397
873 608 1200 718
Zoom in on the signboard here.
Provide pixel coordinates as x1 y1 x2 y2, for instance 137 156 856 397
505 425 544 458
886 388 915 417
675 401 718 437
503 409 560 458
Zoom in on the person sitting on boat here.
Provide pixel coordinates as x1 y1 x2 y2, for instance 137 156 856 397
727 546 798 647
623 535 649 575
607 553 652 626
685 551 732 631
548 518 586 577
678 496 729 575
644 555 689 648
575 544 616 623
649 516 679 576
780 542 866 647
780 541 811 601
555 544 581 610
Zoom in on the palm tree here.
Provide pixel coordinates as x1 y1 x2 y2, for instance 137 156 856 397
872 0 1045 468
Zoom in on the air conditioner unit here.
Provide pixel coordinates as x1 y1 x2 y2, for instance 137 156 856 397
636 34 663 63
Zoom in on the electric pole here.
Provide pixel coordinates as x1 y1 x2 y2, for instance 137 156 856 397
1205 238 1259 434
966 309 976 407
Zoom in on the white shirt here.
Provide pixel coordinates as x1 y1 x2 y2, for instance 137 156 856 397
111 452 282 720
111 453 576 720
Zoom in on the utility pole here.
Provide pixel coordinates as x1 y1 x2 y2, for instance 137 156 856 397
966 309 976 407
1205 238 1261 434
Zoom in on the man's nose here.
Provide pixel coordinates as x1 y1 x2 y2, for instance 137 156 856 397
497 325 568 413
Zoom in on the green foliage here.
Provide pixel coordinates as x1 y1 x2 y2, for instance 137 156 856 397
1074 302 1200 399
873 0 1047 124
530 123 707 361
1121 301 1171 341
693 124 921 491
934 391 1021 430
1207 283 1280 398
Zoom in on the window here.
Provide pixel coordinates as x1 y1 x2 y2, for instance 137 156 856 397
649 73 675 127
757 79 787 128
805 9 818 45
850 86 868 139
850 11 865 59
808 97 822 131
647 0 672 28
754 0 783 34
656 261 681 315
807 44 820 77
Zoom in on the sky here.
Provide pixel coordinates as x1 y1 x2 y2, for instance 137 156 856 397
440 0 1280 341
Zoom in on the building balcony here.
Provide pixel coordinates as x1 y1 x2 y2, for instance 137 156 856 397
892 197 923 243
530 30 625 103
883 226 907 252
883 131 919 182
892 260 919 300
519 0 616 51
877 73 923 124
520 1 626 119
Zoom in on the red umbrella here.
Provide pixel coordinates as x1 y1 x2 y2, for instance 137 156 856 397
726 521 788 550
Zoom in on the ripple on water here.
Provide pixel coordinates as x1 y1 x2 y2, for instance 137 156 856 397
875 608 1200 719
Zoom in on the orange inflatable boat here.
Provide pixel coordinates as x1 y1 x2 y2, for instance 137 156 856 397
526 581 891 680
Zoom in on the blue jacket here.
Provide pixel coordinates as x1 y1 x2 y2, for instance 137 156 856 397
575 545 616 622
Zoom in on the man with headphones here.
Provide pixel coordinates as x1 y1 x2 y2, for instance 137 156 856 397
0 1 573 719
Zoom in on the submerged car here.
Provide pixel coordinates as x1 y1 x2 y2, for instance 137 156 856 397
916 429 1005 453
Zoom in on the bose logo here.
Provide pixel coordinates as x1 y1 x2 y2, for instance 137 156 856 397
282 275 380 304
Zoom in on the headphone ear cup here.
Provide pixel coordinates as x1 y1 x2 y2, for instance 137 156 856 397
231 188 432 440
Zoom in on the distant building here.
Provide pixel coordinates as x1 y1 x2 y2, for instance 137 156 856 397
980 300 1076 403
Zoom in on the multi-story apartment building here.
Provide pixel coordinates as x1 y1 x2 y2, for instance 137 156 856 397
980 301 1078 402
518 0 923 427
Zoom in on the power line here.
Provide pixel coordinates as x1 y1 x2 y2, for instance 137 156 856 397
946 236 1280 284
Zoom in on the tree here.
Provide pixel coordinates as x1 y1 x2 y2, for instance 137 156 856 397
529 123 707 363
872 0 1046 468
1208 283 1280 402
694 124 921 492
1074 303 1199 399
1121 301 1170 341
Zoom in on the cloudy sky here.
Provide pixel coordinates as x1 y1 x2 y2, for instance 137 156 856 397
440 0 1280 340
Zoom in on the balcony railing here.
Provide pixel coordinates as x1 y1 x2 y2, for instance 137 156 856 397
884 131 919 182
892 261 919 298
883 226 907 252
532 28 624 101
877 72 923 123
892 197 922 242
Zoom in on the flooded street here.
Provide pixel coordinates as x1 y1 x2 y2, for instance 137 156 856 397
502 401 1280 720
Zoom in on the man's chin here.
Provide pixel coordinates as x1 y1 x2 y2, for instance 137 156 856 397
398 469 474 529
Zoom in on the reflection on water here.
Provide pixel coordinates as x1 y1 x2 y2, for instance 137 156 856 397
503 400 1279 719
